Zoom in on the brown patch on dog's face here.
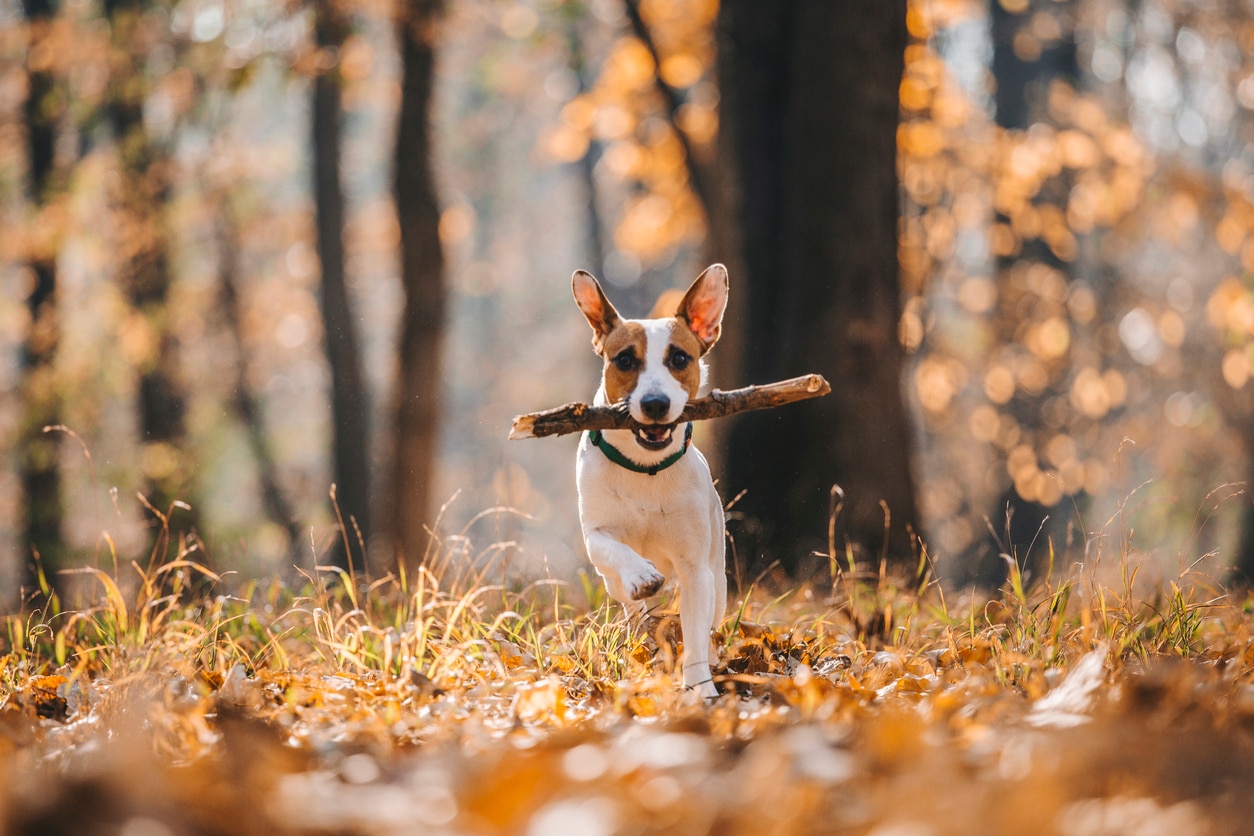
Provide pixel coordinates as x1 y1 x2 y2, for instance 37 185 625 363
599 321 648 405
665 320 704 400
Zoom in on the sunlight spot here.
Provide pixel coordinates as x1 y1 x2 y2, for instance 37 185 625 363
1223 349 1249 389
957 276 996 314
660 53 703 88
286 242 318 281
340 753 380 785
192 3 225 43
637 774 683 810
1165 391 1204 427
1157 309 1185 347
439 203 476 248
1090 44 1122 83
412 785 458 826
500 4 539 39
603 249 642 287
1118 307 1163 365
1044 434 1076 469
528 798 617 836
1058 797 1207 836
563 743 609 782
969 405 999 443
1067 283 1097 324
276 312 309 349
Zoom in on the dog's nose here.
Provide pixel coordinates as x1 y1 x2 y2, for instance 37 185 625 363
640 393 670 421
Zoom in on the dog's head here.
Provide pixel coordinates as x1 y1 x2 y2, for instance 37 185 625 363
572 264 728 451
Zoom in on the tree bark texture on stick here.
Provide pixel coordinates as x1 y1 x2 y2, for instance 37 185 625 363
391 0 446 572
509 375 830 440
717 0 920 572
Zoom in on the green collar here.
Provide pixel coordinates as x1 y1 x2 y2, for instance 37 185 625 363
587 423 693 476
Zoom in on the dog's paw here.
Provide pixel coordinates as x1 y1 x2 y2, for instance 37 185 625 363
679 679 719 705
627 565 665 600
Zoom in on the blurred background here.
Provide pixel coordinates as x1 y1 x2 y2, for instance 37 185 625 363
2 0 1254 607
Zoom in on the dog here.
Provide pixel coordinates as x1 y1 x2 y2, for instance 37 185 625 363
571 263 728 700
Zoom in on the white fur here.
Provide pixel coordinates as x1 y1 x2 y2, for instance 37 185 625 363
576 324 727 701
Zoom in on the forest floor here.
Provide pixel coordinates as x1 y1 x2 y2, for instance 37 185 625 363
1 523 1253 836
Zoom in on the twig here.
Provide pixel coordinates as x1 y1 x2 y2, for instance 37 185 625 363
509 374 830 439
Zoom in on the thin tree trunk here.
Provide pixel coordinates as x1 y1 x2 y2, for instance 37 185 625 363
1234 470 1254 586
391 0 445 571
214 202 302 553
562 11 606 273
958 0 1084 587
19 0 63 603
717 0 920 574
312 0 370 572
105 0 191 536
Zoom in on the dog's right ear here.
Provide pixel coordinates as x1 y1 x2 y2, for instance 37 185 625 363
572 270 621 353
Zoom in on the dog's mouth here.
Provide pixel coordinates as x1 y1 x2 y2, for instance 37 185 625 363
633 423 676 451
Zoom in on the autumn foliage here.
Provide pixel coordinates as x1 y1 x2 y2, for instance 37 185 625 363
2 516 1253 834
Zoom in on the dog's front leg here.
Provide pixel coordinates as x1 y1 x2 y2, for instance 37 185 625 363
584 530 666 603
678 566 718 700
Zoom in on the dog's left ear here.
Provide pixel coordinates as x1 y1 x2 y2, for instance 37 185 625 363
677 263 728 353
572 269 621 353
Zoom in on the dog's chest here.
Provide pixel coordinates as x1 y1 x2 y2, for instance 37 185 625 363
587 470 685 523
581 459 711 550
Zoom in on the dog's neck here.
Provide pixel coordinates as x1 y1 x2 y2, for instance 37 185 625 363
587 423 693 476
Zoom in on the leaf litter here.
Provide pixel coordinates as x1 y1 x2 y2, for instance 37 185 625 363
2 544 1254 835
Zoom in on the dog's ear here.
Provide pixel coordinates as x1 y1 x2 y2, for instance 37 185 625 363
572 270 621 352
677 263 728 353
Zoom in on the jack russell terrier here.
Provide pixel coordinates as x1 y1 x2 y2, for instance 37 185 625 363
572 263 728 701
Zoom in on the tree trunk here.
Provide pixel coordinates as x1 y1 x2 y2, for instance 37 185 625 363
1234 466 1254 587
990 0 1078 133
105 0 192 536
957 0 1084 587
19 0 63 603
312 0 371 572
716 1 919 575
390 0 446 571
215 201 302 553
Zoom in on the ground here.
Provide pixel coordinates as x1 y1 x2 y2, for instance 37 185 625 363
2 544 1253 836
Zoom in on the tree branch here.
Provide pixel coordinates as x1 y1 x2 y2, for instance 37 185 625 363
509 374 830 439
621 0 715 211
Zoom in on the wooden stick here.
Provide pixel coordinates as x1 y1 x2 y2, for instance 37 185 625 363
509 374 830 440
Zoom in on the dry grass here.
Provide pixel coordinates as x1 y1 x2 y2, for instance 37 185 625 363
2 506 1254 835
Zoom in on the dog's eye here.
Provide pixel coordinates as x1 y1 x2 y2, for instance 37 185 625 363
612 351 636 372
669 350 690 370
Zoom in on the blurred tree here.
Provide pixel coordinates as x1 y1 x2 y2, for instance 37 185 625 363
991 0 1078 132
716 0 921 574
104 0 195 536
19 0 65 600
561 4 607 274
312 0 370 572
963 0 1086 585
390 0 446 571
214 200 302 553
